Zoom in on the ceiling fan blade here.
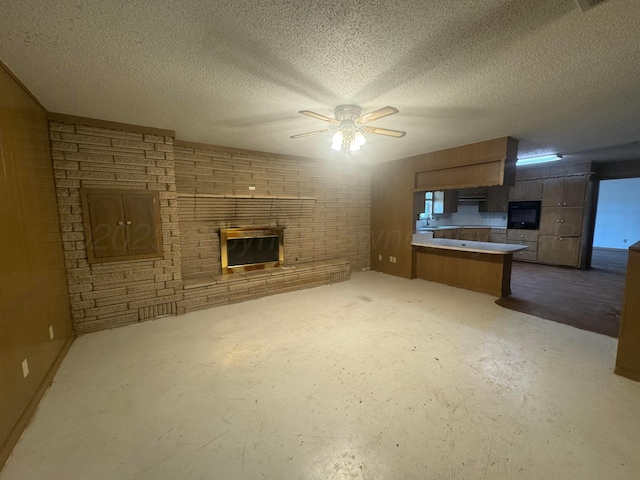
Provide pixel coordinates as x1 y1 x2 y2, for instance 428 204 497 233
290 129 329 139
358 106 399 123
298 110 339 124
363 126 406 138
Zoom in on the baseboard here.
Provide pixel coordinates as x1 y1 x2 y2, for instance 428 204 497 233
593 246 628 252
0 334 75 469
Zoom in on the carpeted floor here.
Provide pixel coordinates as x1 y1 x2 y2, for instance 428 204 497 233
496 248 627 337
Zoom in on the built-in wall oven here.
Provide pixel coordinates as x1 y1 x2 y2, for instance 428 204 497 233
507 201 541 230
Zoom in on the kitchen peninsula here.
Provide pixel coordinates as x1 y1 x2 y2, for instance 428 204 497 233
412 238 526 297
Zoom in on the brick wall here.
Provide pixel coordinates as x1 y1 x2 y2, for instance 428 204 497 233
173 143 371 278
50 121 183 333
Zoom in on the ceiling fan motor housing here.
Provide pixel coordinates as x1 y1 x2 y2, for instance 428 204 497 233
334 104 362 122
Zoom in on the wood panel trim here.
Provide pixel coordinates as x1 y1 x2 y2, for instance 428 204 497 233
0 59 47 112
47 112 175 138
408 136 516 171
0 335 74 469
174 139 323 164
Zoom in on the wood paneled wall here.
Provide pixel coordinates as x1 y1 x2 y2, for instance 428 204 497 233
0 64 73 466
370 158 415 278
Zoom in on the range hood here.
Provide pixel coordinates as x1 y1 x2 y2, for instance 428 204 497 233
456 187 488 202
457 194 487 202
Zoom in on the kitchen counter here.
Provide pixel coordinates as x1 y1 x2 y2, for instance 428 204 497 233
412 238 524 297
416 225 507 232
412 238 526 255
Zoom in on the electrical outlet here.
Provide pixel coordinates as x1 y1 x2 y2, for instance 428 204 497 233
249 185 256 191
49 325 54 340
389 256 393 262
378 254 382 260
22 359 29 378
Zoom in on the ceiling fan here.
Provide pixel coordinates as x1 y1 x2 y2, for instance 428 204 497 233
290 105 406 154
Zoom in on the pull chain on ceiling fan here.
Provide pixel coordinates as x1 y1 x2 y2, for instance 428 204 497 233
290 105 406 154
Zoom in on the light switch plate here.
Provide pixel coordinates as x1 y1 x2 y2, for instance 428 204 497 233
22 359 29 378
49 325 54 340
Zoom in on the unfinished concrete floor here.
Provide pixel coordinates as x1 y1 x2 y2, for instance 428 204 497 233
2 271 639 479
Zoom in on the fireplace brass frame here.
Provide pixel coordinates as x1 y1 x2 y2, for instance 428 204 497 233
220 227 285 274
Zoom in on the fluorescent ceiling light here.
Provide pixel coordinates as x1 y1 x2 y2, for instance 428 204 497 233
516 154 563 166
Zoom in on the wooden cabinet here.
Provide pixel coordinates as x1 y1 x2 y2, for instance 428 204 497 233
615 242 640 381
539 207 584 237
490 228 507 243
442 190 458 214
457 187 488 197
433 229 459 239
507 229 539 262
542 176 587 207
538 175 587 267
81 189 163 263
509 179 542 201
458 228 490 242
480 186 509 212
537 235 581 267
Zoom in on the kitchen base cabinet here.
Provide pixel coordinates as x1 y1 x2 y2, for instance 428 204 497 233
433 229 459 240
490 228 507 243
414 246 515 297
458 228 490 242
512 249 538 262
507 229 539 262
537 235 581 267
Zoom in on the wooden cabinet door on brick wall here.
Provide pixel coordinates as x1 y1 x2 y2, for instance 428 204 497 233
123 193 161 256
85 193 128 259
82 189 163 263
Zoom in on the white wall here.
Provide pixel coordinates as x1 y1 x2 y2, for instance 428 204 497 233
593 178 640 249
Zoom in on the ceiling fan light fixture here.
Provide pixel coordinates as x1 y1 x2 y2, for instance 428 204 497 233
292 104 406 155
354 131 366 147
331 130 343 150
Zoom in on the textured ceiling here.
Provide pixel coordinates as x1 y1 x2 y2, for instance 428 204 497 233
1 0 639 164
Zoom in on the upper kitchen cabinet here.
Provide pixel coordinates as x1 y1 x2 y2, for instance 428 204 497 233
479 186 509 212
412 137 518 191
542 176 587 207
509 179 543 201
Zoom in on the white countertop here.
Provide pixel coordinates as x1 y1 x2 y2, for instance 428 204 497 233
412 238 527 255
416 225 507 232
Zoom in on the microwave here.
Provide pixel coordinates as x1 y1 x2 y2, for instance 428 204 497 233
507 201 541 230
